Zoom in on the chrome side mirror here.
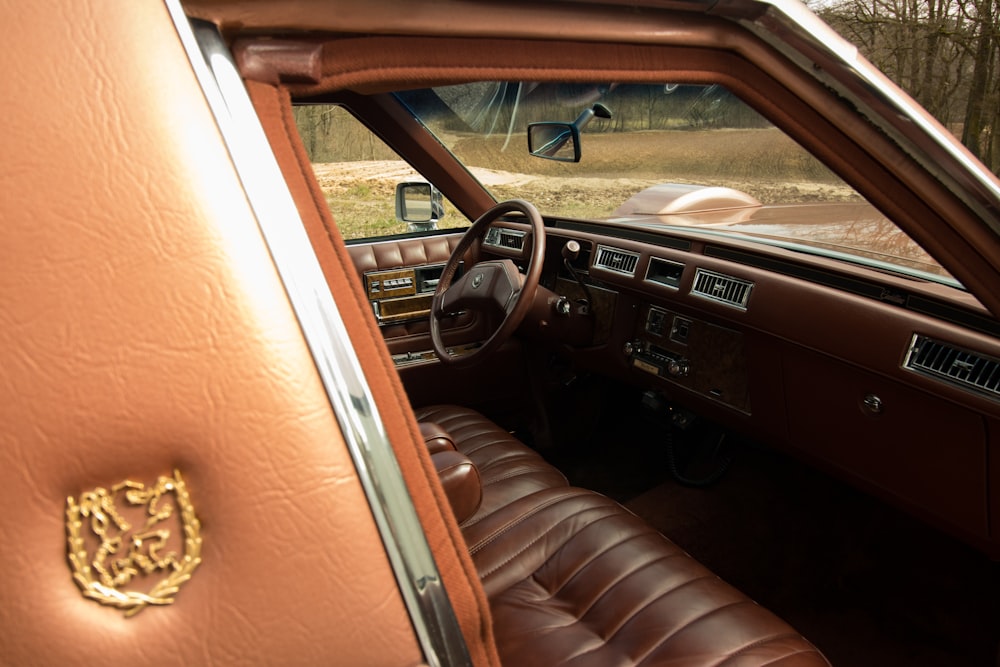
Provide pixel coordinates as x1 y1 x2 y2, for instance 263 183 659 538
395 181 444 232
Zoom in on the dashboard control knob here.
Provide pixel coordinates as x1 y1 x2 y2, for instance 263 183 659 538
667 359 690 377
562 240 581 261
555 297 572 316
623 341 634 356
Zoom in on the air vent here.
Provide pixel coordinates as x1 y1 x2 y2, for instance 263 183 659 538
904 334 1000 400
483 227 525 251
691 269 753 309
595 245 640 276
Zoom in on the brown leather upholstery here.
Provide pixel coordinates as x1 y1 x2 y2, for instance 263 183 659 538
432 451 483 524
415 404 569 523
419 406 829 666
0 2 431 665
226 8 827 662
464 487 830 666
421 420 458 453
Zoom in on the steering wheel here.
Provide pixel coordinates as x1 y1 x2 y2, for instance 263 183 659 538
430 199 545 366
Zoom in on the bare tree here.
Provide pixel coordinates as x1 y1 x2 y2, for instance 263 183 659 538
820 0 999 173
959 0 998 170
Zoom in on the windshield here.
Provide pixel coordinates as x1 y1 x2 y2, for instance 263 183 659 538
397 82 956 284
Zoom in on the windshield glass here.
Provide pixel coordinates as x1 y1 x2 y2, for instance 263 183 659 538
397 82 956 284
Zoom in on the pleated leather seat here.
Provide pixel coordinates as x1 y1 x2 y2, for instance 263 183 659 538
414 404 568 523
419 404 829 666
463 486 830 667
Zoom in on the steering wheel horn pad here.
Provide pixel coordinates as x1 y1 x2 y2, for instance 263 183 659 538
437 259 523 316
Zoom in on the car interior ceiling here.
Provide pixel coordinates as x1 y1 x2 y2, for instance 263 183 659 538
236 25 1000 667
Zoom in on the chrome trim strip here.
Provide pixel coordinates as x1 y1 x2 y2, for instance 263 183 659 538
163 4 471 665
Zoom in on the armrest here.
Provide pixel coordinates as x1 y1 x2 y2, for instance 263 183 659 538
431 450 482 524
419 421 456 454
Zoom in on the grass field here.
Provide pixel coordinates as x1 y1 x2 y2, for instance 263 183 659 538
311 128 862 240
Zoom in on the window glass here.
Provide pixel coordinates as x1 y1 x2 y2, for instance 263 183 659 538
292 105 467 240
401 82 955 283
294 85 956 285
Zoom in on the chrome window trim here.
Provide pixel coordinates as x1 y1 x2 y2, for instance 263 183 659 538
163 4 471 666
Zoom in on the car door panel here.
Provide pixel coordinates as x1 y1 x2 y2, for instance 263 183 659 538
347 233 491 353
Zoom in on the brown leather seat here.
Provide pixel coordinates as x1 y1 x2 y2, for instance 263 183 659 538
424 407 830 666
415 404 568 523
464 486 830 666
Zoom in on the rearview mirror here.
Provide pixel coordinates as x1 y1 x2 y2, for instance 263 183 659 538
395 181 444 232
527 103 611 163
527 123 581 162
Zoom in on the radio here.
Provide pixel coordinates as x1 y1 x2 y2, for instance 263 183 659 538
627 340 691 378
626 303 750 413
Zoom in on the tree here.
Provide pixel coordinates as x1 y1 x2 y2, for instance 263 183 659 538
960 0 998 170
819 0 999 173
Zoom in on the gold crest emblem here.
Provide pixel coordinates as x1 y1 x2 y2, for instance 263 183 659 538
65 470 202 617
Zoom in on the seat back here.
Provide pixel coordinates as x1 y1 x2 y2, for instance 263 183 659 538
0 1 428 664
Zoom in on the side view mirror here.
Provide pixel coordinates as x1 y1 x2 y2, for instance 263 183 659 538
395 181 444 232
527 103 612 163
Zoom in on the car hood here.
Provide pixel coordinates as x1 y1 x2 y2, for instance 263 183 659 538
613 201 949 277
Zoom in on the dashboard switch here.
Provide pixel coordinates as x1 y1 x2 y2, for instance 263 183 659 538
670 316 691 344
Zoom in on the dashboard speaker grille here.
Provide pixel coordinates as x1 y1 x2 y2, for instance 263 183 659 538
905 334 1000 399
595 245 640 276
691 269 753 309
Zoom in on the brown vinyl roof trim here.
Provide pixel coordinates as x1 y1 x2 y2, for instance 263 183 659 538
184 0 743 44
261 36 753 97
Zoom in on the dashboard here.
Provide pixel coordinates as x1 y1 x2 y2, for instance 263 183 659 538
350 213 1000 556
469 216 1000 556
